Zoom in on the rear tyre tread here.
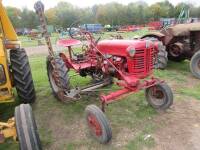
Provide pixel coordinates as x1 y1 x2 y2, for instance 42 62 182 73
46 56 70 100
10 49 36 103
155 46 168 69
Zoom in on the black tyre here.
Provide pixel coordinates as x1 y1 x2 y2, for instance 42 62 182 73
47 56 70 100
85 105 112 144
190 51 200 79
141 36 168 69
10 49 36 103
145 83 173 110
15 104 42 150
168 53 186 62
155 42 168 69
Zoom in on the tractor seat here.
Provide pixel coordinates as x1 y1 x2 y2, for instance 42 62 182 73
57 39 82 47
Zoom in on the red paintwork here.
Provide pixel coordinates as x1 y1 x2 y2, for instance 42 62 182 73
57 39 81 47
58 31 161 105
101 77 162 104
87 114 102 136
147 21 162 30
98 40 154 79
118 25 141 32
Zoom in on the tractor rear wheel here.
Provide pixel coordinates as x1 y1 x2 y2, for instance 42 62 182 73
141 36 168 69
155 43 168 69
10 49 36 103
85 105 112 144
15 104 42 150
190 51 200 79
145 83 173 110
47 56 70 101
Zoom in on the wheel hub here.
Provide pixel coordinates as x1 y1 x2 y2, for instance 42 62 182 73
87 114 102 136
169 45 182 57
149 87 166 106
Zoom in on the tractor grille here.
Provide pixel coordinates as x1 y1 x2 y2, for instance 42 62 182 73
128 48 154 78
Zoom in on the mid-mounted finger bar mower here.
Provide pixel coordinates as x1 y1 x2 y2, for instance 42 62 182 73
35 1 173 144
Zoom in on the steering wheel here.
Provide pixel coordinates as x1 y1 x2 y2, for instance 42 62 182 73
69 21 102 45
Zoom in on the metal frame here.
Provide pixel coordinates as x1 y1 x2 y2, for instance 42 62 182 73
0 118 17 143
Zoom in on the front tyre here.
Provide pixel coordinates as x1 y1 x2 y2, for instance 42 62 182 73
145 83 173 110
15 104 42 150
190 51 200 79
85 105 112 144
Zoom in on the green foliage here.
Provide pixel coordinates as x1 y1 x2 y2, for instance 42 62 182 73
5 1 200 29
6 7 39 28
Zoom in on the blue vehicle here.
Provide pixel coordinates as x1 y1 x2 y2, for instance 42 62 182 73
81 24 103 33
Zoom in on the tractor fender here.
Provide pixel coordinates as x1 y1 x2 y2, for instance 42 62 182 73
141 32 165 43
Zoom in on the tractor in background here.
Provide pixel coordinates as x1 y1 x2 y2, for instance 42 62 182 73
35 1 173 144
0 1 41 149
142 4 200 79
142 23 200 79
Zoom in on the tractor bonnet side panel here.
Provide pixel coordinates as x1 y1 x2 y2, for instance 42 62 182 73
97 40 154 79
97 40 150 56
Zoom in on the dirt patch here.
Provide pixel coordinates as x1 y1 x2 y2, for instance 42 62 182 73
113 128 137 148
24 45 49 56
151 97 200 150
185 75 200 88
44 110 87 150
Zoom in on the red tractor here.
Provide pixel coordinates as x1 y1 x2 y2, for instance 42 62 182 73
35 1 173 144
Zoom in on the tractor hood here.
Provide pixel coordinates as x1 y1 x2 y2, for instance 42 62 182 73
165 23 200 36
97 40 153 56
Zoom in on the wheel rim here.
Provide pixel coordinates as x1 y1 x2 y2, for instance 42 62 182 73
169 45 182 57
148 86 166 106
87 113 102 137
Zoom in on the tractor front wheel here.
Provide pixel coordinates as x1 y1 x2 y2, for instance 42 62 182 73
145 83 173 110
190 51 200 79
85 105 112 144
15 104 42 150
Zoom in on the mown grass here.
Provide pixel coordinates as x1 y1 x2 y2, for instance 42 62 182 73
1 30 200 149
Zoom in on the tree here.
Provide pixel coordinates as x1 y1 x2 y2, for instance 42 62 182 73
6 7 21 28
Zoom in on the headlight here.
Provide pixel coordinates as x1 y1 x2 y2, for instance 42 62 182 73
0 65 6 85
127 46 136 57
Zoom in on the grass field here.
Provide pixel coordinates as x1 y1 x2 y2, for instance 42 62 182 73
0 30 200 150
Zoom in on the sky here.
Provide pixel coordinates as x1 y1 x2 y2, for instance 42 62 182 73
2 0 199 10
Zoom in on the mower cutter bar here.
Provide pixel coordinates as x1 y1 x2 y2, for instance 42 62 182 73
62 78 112 101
